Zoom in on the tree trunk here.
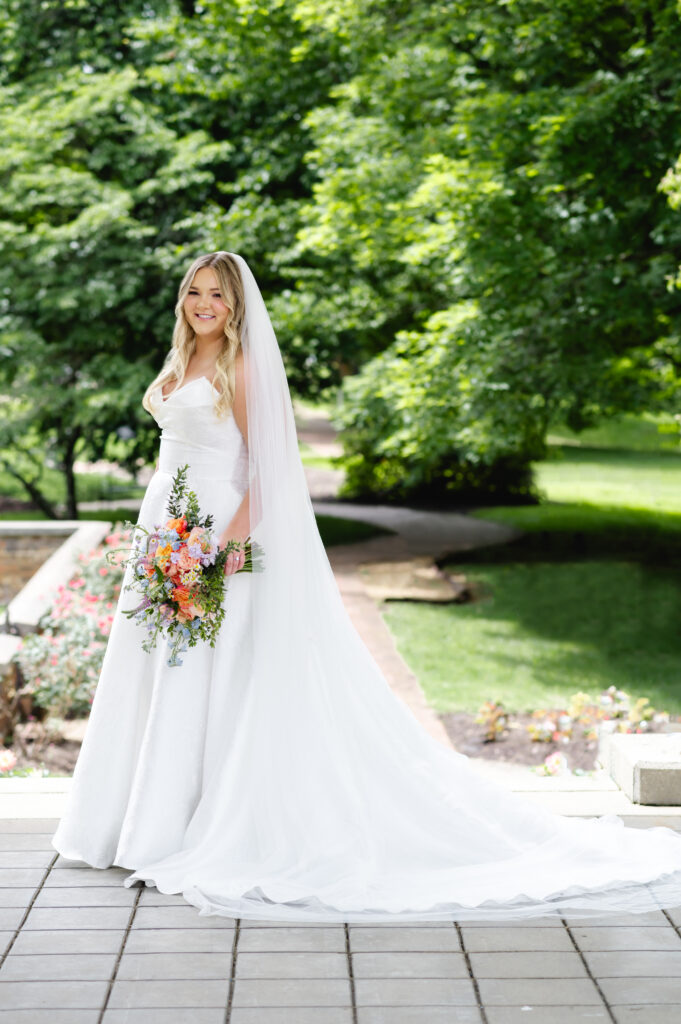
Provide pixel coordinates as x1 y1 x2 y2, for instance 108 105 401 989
0 460 59 519
62 428 82 520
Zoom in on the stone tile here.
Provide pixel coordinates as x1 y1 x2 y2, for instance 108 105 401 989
563 911 667 927
0 952 117 980
351 951 468 978
0 888 37 908
53 855 96 868
0 834 56 850
235 952 347 978
354 978 477 1006
485 1010 609 1023
349 921 455 928
102 1012 226 1024
50 862 129 877
571 926 681 951
240 919 345 928
231 978 352 1007
108 979 230 1008
470 951 587 978
11 929 126 954
230 1011 353 1024
0 820 58 833
461 926 573 952
457 915 563 928
612 1008 681 1024
0 869 44 887
23 906 132 930
0 1013 100 1023
357 1010 482 1024
124 928 235 953
584 950 681 977
0 980 108 1009
0 851 54 869
0 906 26 929
137 888 187 905
117 951 232 980
349 927 461 952
665 905 681 927
477 979 602 1006
240 927 346 952
34 886 137 907
131 906 235 929
44 868 128 887
599 977 681 1004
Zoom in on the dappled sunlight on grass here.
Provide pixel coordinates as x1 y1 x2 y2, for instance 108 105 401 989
382 560 681 716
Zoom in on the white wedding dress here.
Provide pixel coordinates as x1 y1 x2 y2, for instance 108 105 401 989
51 375 681 923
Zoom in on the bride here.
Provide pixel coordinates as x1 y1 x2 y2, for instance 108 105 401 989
51 250 681 923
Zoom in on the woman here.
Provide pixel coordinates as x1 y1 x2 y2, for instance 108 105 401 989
52 250 681 923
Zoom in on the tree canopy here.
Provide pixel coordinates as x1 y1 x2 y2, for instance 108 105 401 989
2 0 681 512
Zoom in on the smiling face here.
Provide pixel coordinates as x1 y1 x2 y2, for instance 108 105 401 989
183 266 231 340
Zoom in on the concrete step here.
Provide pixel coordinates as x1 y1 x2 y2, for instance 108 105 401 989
600 732 681 806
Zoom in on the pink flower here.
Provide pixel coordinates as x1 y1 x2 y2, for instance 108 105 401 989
177 548 198 571
0 749 17 772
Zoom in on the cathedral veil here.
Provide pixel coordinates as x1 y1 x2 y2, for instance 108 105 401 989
162 251 681 924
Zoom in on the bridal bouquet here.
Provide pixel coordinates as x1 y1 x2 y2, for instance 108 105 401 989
108 464 263 667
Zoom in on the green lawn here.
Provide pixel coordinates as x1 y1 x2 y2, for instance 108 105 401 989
382 560 681 715
381 416 681 717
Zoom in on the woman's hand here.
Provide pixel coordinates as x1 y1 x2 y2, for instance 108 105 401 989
219 532 249 576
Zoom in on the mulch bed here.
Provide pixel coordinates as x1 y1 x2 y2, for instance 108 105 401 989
440 710 603 772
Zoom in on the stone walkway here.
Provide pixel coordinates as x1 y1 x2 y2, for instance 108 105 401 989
1 819 681 1022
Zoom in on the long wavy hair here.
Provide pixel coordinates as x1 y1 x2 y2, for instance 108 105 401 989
142 251 246 420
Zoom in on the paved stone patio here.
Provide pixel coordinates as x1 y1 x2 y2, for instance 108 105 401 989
1 818 681 1022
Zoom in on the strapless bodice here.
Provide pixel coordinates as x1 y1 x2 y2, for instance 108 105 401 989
148 377 249 491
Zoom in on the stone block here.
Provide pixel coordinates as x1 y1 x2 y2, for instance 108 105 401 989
602 733 681 805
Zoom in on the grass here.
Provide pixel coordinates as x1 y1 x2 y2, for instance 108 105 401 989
381 415 681 717
0 466 145 507
382 560 681 715
547 411 680 453
533 445 681 514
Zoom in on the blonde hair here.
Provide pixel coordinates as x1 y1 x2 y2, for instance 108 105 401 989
142 251 246 420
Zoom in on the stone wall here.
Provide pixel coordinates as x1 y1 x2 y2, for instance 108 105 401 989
0 534 65 607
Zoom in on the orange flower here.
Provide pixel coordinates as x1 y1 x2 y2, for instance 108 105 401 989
173 586 193 607
165 516 188 534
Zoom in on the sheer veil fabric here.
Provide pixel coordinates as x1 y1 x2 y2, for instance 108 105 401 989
114 251 681 922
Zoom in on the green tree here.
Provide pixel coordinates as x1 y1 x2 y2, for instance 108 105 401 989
0 60 232 516
292 0 681 502
0 0 343 514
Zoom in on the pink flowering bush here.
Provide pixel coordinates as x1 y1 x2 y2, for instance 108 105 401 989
12 526 131 719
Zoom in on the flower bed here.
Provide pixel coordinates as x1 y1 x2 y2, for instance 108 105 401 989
440 687 678 776
0 525 130 775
